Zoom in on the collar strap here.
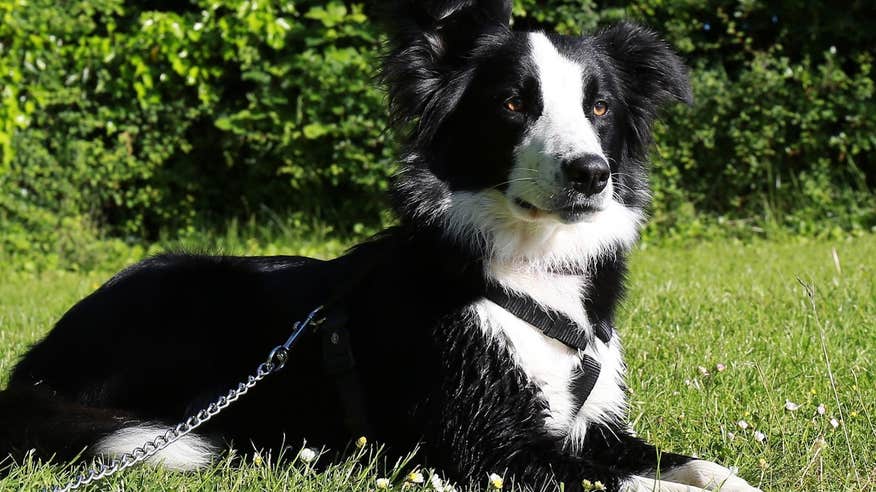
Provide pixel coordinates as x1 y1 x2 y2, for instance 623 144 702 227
483 283 612 351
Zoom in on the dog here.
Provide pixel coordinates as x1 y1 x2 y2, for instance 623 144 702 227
0 1 761 490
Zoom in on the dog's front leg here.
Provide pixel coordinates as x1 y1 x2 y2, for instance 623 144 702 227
645 460 763 492
619 475 711 491
579 424 762 491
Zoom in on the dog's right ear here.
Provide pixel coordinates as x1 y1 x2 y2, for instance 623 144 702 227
381 0 512 140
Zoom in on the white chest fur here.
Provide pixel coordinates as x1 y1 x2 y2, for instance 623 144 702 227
475 265 628 448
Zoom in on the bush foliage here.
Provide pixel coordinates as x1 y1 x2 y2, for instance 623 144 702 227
1 0 874 267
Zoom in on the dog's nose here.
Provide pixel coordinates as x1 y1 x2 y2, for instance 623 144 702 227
562 155 610 196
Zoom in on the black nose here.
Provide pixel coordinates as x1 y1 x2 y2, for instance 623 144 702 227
562 155 610 196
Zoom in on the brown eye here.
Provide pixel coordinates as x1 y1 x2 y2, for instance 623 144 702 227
504 97 524 113
593 100 608 117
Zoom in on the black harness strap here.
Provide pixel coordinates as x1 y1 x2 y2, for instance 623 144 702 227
484 283 613 348
484 283 591 350
569 354 602 412
593 319 613 346
483 282 614 409
309 256 383 439
318 309 373 437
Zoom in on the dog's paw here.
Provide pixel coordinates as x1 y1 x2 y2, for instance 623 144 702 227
710 472 762 492
659 460 762 492
620 475 710 491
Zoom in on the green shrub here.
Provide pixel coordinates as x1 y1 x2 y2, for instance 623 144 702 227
0 0 874 269
0 0 393 267
636 0 876 239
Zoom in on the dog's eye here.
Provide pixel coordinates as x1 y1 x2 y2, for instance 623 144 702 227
504 97 525 113
592 100 609 117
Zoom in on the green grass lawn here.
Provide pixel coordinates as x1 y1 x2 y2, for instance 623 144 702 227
1 236 874 491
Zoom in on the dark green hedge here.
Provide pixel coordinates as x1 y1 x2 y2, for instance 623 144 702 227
1 0 874 265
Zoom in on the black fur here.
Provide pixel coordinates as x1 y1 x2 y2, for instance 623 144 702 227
0 1 712 490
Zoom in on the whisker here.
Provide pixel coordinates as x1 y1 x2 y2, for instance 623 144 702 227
516 168 540 175
491 177 538 190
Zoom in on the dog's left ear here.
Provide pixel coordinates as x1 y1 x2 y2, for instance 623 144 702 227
596 22 692 156
598 22 693 107
597 22 693 105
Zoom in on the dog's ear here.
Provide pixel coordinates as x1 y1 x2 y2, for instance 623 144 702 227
598 22 693 107
381 0 513 141
597 22 692 154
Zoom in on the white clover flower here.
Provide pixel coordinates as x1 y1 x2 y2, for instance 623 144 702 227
488 473 504 489
581 479 603 491
754 431 766 443
429 473 444 490
737 420 749 430
407 470 424 484
817 404 826 415
813 437 827 450
830 418 840 429
726 431 736 441
785 400 800 411
298 447 317 463
376 477 391 489
716 363 726 372
355 436 367 449
697 366 710 377
829 46 837 55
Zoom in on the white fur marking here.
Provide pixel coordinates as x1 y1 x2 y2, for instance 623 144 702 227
526 32 604 161
96 425 217 471
444 189 642 270
619 475 710 492
658 460 762 491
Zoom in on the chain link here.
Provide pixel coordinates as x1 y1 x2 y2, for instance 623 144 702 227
49 306 324 492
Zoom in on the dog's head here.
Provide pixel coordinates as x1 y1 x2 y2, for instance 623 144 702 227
384 0 691 267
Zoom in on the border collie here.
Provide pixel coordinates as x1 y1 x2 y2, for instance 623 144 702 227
0 1 761 490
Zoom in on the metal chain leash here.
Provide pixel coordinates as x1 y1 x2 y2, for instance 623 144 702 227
50 306 325 492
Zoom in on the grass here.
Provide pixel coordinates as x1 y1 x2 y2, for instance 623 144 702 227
0 235 874 491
